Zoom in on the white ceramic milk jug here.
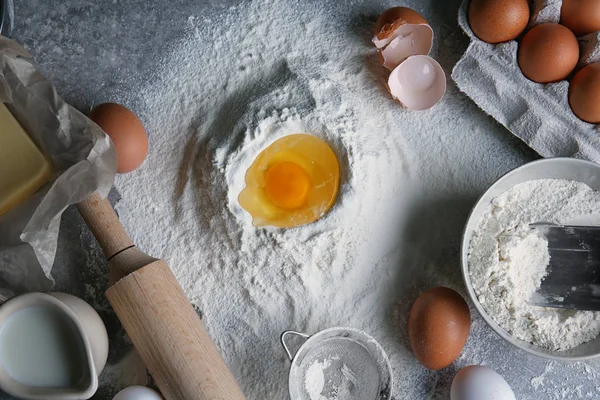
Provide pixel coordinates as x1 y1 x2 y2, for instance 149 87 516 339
0 292 109 399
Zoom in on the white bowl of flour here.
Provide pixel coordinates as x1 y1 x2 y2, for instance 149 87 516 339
462 158 600 360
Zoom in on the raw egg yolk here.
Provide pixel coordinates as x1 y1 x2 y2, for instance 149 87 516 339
238 133 340 228
265 161 311 209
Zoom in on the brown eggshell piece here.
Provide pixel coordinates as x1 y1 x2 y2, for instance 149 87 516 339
373 7 428 39
372 7 433 70
569 63 600 124
89 103 149 174
518 23 579 83
408 287 471 370
561 0 600 37
468 0 530 44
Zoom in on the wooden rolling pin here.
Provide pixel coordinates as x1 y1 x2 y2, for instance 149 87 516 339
77 193 245 400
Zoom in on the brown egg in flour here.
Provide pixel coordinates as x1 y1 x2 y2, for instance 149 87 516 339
408 287 471 370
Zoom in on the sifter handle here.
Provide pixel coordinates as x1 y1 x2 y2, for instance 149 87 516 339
280 330 310 361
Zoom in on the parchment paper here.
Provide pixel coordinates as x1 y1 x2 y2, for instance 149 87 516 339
0 37 116 292
452 0 600 163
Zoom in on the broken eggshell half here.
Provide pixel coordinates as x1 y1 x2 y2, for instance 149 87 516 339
372 7 434 71
388 55 446 111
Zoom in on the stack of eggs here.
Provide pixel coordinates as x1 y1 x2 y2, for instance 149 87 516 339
372 8 447 110
468 0 600 124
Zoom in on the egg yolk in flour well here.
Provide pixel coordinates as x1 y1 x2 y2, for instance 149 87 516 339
239 134 340 228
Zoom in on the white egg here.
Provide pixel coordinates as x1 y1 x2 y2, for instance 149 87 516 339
113 386 163 400
451 365 516 400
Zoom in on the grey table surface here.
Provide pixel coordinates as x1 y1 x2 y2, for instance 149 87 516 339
4 0 598 399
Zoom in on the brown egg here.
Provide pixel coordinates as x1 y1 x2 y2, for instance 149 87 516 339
89 103 148 173
408 287 471 370
373 7 428 38
561 0 600 37
518 23 579 83
468 0 530 44
569 63 600 124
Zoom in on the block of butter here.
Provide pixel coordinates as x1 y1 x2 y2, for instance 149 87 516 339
0 103 52 216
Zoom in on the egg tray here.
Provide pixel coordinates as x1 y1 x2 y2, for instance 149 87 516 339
452 0 600 163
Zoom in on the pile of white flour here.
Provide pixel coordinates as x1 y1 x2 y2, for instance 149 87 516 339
469 179 600 351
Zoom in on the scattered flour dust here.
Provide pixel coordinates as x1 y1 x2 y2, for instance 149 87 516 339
469 179 600 351
114 1 417 397
104 0 584 397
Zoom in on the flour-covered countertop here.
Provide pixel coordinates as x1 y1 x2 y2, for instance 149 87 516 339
8 1 599 399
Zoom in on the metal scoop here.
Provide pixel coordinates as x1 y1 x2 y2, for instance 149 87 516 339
530 223 600 311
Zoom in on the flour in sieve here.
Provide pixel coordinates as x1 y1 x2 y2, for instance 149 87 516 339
305 359 329 400
469 179 600 351
304 358 359 400
300 339 378 400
